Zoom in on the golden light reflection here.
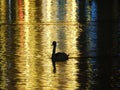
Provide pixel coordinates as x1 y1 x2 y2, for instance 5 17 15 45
65 0 78 22
24 0 37 24
0 0 7 23
0 26 7 90
24 0 29 23
66 26 80 57
41 0 53 22
23 25 38 89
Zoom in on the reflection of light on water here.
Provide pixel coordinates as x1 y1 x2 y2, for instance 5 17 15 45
24 26 32 89
0 27 7 90
66 25 80 57
24 0 36 23
65 26 80 89
85 0 91 21
66 0 78 22
91 0 97 21
24 0 29 23
78 0 98 89
65 0 80 57
8 0 12 22
17 0 24 22
42 0 52 22
24 25 38 90
0 0 7 23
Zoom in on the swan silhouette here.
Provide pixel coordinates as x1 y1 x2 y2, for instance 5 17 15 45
51 41 69 72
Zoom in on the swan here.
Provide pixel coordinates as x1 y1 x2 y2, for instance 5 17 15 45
51 41 69 61
51 41 69 72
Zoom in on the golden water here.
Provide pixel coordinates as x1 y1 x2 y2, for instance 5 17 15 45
0 0 82 90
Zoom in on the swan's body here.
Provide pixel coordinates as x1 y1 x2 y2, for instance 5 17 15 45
53 52 68 61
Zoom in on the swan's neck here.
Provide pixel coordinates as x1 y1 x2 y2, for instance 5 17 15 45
52 44 56 55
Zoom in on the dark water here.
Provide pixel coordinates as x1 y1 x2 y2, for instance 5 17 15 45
0 0 120 90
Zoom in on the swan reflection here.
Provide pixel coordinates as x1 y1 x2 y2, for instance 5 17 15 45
51 41 69 72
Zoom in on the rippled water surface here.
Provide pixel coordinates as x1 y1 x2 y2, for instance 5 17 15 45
0 0 120 90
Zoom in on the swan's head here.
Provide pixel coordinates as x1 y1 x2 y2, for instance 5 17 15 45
52 41 57 46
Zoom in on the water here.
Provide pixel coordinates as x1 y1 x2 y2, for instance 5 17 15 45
0 0 120 90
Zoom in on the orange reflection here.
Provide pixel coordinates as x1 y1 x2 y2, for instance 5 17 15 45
17 0 24 22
